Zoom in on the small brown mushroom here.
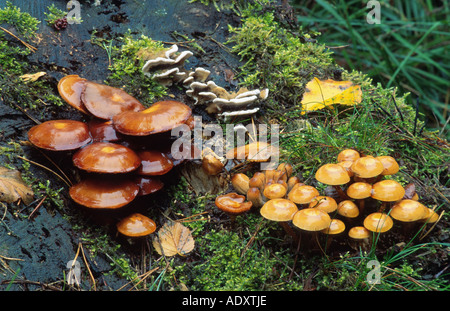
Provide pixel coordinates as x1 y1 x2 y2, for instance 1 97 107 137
117 213 157 237
81 81 144 120
215 192 252 222
309 195 338 214
337 149 360 163
69 177 139 209
73 142 141 174
57 75 89 114
134 176 164 196
28 119 92 151
113 100 192 136
137 150 174 176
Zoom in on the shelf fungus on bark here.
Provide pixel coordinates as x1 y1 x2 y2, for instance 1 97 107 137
142 44 194 86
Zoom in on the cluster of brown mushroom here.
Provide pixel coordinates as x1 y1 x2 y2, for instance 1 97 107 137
214 149 440 252
27 74 194 239
141 44 268 119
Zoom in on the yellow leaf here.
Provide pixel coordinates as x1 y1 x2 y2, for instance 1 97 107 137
0 166 34 205
301 77 362 114
152 221 195 257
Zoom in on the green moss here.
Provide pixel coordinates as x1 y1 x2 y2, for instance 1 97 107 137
227 10 338 112
96 32 168 105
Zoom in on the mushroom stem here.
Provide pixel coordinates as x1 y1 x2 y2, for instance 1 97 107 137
280 222 299 244
357 199 365 215
333 185 349 201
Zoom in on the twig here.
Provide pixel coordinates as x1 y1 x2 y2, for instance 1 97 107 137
0 26 37 52
17 155 72 187
28 195 47 219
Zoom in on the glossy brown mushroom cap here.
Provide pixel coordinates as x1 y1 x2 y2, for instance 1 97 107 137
113 100 192 136
69 178 139 209
73 142 141 173
57 75 89 114
315 163 350 185
28 119 92 151
215 192 252 216
292 208 331 231
116 213 157 237
134 176 164 196
81 81 144 120
137 150 174 176
260 198 298 222
88 119 122 142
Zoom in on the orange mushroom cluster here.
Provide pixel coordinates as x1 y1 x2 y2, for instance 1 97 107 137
314 149 440 247
27 75 194 238
215 150 440 252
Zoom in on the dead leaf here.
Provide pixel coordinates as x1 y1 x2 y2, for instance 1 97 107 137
20 72 46 82
153 221 195 257
0 166 34 205
301 77 362 114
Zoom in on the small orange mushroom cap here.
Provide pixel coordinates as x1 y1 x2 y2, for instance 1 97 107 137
347 182 372 199
337 200 360 218
263 183 287 200
376 155 400 176
28 119 92 151
309 196 338 213
260 198 298 222
287 184 319 204
215 193 252 216
322 218 346 235
315 163 350 185
292 208 331 231
390 199 427 222
363 212 393 233
113 100 192 136
73 142 141 174
116 213 157 237
337 149 360 162
348 226 371 240
351 156 384 178
371 180 405 202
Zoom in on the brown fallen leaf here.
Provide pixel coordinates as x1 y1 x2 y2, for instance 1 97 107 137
0 166 34 205
153 221 195 257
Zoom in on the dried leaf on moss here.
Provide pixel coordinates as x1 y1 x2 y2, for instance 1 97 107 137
301 77 362 114
153 221 195 257
0 166 34 205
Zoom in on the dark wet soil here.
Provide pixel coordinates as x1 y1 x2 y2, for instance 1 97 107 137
0 0 247 290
